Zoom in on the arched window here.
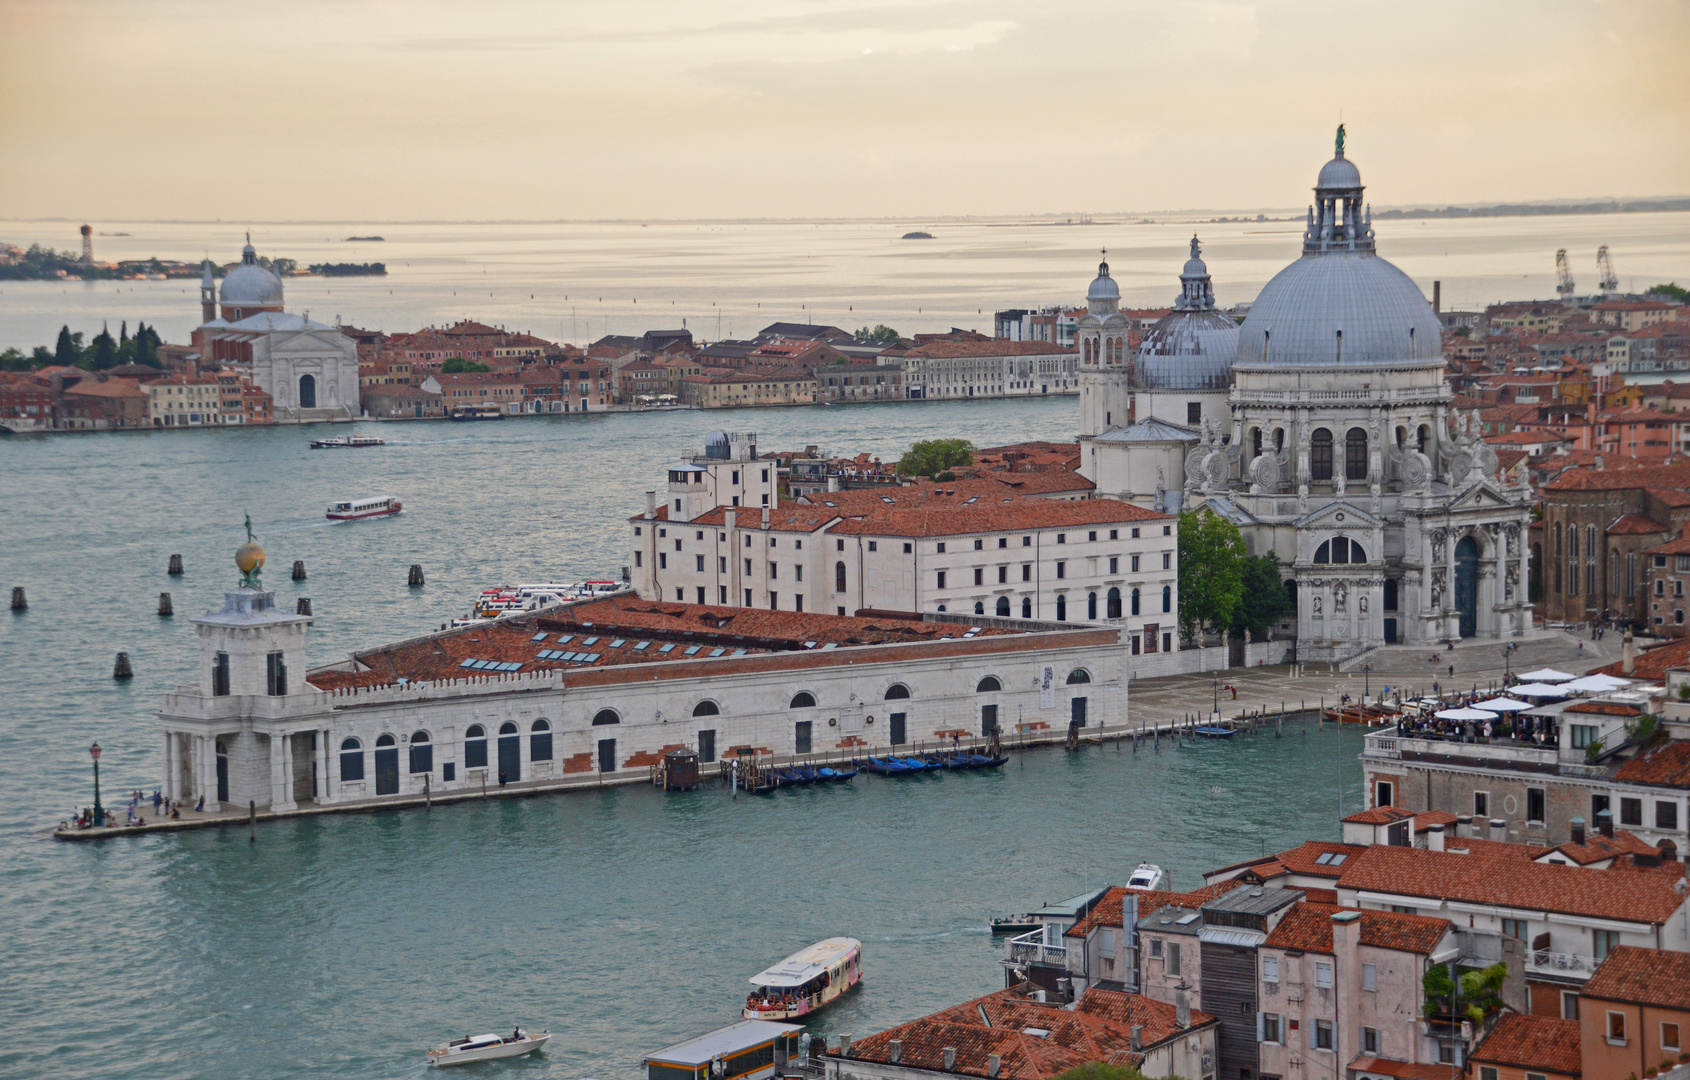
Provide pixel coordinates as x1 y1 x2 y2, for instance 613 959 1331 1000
1021 597 1032 619
409 731 433 774
1310 429 1334 481
884 684 910 700
298 373 317 409
996 596 1011 617
1313 537 1368 565
1107 587 1122 619
974 601 985 615
1087 592 1098 620
834 561 846 593
1162 585 1172 613
1056 594 1067 621
1417 425 1429 453
1251 428 1263 459
1067 669 1091 685
1568 524 1578 559
498 721 517 735
530 719 552 761
1395 426 1406 449
976 676 1001 693
376 733 395 746
340 737 365 781
790 692 816 709
464 725 487 769
591 709 620 726
693 700 720 717
1345 428 1368 481
1131 588 1141 616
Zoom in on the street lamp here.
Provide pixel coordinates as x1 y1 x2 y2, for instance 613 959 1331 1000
1363 663 1373 702
89 742 104 827
1211 674 1220 721
1503 641 1517 685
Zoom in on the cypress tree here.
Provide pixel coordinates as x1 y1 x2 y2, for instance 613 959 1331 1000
54 325 77 366
91 326 117 370
120 320 128 344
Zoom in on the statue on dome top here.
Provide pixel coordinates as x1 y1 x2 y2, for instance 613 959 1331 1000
1335 123 1346 156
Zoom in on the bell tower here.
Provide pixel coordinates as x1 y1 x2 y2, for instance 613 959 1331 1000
199 259 217 325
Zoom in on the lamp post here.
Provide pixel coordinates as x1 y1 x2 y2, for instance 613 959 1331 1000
89 742 104 827
1211 673 1220 722
1503 641 1517 685
1363 662 1373 703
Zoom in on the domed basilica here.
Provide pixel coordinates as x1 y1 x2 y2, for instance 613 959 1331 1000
1078 131 1534 658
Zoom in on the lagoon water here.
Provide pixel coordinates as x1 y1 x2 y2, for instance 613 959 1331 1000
1 398 1368 1080
3 210 1688 352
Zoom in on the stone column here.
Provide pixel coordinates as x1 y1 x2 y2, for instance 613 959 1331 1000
269 731 286 810
315 731 329 804
161 733 173 804
276 732 296 812
1517 524 1531 634
326 731 340 804
199 735 215 808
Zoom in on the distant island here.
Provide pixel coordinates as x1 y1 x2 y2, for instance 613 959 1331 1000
1375 196 1690 220
309 262 387 277
344 236 385 242
902 231 934 240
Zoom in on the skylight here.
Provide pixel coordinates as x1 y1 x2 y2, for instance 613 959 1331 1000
531 633 548 642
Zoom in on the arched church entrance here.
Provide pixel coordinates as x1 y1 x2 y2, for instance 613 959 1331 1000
299 373 317 409
1455 536 1479 638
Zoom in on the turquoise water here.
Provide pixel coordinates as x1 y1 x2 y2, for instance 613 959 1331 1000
0 399 1363 1079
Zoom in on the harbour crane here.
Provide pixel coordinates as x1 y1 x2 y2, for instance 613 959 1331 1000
1597 246 1619 294
1555 249 1576 300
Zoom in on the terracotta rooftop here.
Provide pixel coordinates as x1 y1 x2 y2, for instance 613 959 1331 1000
1541 829 1660 866
1469 1014 1581 1076
828 500 1168 539
1334 844 1689 924
1581 945 1690 1012
1066 882 1242 939
1542 462 1690 491
1591 635 1690 680
1613 738 1690 789
1645 529 1690 556
1261 902 1451 956
1606 515 1669 536
1266 841 1367 879
1341 806 1417 826
1561 701 1643 717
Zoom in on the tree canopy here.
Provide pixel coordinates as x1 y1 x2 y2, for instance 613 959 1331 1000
441 357 492 373
1050 1062 1154 1080
896 438 975 477
1646 282 1689 303
1177 508 1247 642
1231 555 1290 641
854 324 901 344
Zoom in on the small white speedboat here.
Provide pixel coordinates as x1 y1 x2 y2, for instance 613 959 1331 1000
1125 862 1164 891
426 1028 549 1067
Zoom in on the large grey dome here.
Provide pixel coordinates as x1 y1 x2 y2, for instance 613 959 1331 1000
1236 251 1441 367
1131 235 1237 390
219 238 284 307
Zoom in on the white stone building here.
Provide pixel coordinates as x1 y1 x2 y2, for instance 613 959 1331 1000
1078 132 1534 659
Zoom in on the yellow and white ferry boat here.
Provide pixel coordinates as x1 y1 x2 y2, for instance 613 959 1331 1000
742 937 862 1020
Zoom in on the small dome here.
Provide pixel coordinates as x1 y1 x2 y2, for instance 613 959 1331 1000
1317 153 1362 191
703 430 730 459
1133 310 1239 391
1087 262 1120 302
220 264 284 306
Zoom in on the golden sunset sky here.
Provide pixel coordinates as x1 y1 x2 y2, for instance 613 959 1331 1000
3 0 1686 221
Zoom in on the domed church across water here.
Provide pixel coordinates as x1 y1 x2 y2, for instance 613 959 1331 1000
1079 130 1534 659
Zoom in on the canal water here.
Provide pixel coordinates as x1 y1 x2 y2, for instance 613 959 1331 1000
0 398 1363 1079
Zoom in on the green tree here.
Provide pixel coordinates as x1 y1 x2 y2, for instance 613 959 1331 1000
854 324 901 344
30 346 53 368
896 438 975 477
1177 508 1247 643
1231 555 1290 641
54 325 77 367
1646 282 1689 303
89 326 117 370
0 347 26 372
1050 1063 1154 1080
441 357 491 373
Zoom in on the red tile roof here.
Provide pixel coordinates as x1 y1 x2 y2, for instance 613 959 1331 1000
1268 841 1367 879
1606 515 1669 536
1469 1014 1581 1076
1541 830 1660 866
1262 902 1450 955
1581 946 1690 1011
1590 635 1690 680
828 500 1167 539
1542 462 1690 492
1645 529 1690 556
1341 806 1416 825
1066 882 1243 939
1561 701 1643 717
1334 844 1689 924
1613 738 1690 788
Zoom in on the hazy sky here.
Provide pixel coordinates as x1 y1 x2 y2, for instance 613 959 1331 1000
3 0 1686 222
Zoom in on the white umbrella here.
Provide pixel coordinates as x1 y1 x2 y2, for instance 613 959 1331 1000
1436 707 1498 721
1519 668 1576 682
1562 674 1631 693
1507 682 1571 697
1472 697 1532 712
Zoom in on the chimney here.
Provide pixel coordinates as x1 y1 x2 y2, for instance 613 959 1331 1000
1490 818 1507 842
828 476 840 492
644 491 656 519
1570 816 1587 846
761 506 770 531
1596 808 1614 838
839 1035 852 1058
1427 823 1445 852
725 509 737 532
1433 280 1442 314
987 1055 1002 1079
943 1047 957 1072
1456 813 1474 838
1623 629 1635 675
888 1041 902 1064
1175 983 1191 1029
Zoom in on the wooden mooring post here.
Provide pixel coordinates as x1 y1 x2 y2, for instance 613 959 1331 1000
158 592 173 617
10 586 25 611
168 554 184 575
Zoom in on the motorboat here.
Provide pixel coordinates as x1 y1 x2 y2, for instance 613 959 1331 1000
1125 862 1165 891
743 938 862 1020
326 495 402 520
426 1028 549 1066
310 435 385 449
1193 725 1234 739
989 914 1041 935
448 404 506 421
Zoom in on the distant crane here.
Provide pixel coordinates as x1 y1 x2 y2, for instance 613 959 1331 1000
1597 246 1619 294
1555 249 1576 300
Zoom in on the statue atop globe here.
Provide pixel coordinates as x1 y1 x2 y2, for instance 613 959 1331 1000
235 512 265 589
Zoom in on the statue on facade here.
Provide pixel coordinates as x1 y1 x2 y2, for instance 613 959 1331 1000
1334 582 1348 614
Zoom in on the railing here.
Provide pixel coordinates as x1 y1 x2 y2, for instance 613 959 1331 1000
1529 951 1600 978
1364 734 1401 759
1387 736 1559 770
1005 929 1067 966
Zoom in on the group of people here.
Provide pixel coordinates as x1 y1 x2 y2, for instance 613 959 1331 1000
1396 702 1560 746
62 789 188 831
746 989 812 1014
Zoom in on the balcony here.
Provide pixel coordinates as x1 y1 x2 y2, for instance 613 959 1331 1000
1528 950 1600 981
1004 929 1068 968
1361 734 1561 775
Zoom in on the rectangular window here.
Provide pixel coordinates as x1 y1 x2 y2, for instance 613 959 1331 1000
1527 787 1546 823
974 568 984 586
443 762 455 782
1024 536 1032 546
794 721 812 755
1362 1027 1379 1055
999 566 1008 584
1314 1020 1333 1050
1657 801 1679 830
1594 930 1622 962
1391 904 1418 915
1056 561 1066 579
1571 724 1598 749
1131 554 1140 572
1314 961 1333 988
1362 964 1376 992
1262 1013 1281 1044
1188 402 1201 424
868 541 877 552
744 588 752 606
1376 780 1394 807
1607 1010 1627 1044
974 539 984 550
659 553 667 570
1163 552 1172 570
266 651 287 696
1474 791 1489 817
1023 564 1032 581
1501 918 1528 940
1109 556 1119 574
409 742 433 774
1262 956 1279 983
769 563 777 579
634 551 642 567
1149 938 1162 958
1167 942 1181 976
937 571 947 589
698 730 716 763
212 652 230 697
1662 1022 1682 1053
1561 992 1579 1021
1057 534 1066 544
744 558 753 575
937 542 946 553
1480 1069 1499 1080
696 554 705 572
1621 797 1643 826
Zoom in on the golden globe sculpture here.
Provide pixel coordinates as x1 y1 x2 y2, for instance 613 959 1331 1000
236 512 265 589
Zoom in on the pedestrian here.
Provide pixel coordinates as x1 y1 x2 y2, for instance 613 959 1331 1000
152 790 162 814
1230 685 1237 701
1578 641 1584 656
1448 664 1455 677
498 769 508 788
195 794 204 812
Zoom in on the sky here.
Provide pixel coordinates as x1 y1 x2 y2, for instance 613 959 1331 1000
2 0 1687 222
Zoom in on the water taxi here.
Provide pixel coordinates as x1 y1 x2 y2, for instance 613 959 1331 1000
426 1028 549 1066
310 435 386 449
326 495 402 521
743 937 862 1020
448 403 506 421
1125 862 1165 891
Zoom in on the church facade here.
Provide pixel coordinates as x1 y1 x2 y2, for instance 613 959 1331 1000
193 238 360 423
1079 133 1534 660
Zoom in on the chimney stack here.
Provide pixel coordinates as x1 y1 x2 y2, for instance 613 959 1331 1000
1456 813 1473 838
1623 629 1635 675
988 1055 1002 1078
839 1035 852 1058
1570 816 1587 846
1596 808 1614 838
725 509 737 533
1427 823 1445 852
1130 1026 1144 1052
828 476 840 492
761 506 770 531
644 491 656 519
888 1041 902 1064
943 1047 957 1072
1433 280 1442 314
1175 983 1191 1029
1490 818 1507 842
